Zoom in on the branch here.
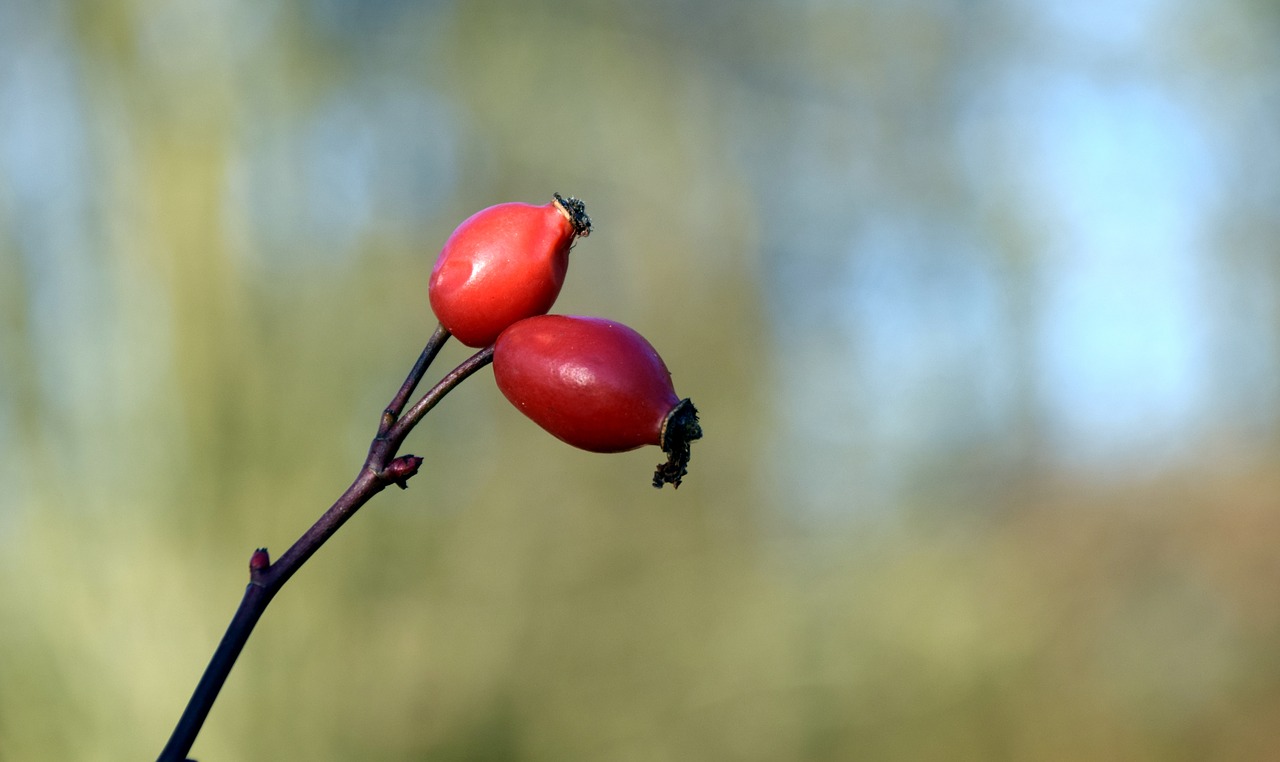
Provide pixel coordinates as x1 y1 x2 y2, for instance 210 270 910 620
387 345 495 448
377 324 451 438
158 329 496 762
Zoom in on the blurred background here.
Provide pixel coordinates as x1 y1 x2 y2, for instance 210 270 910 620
2 0 1279 759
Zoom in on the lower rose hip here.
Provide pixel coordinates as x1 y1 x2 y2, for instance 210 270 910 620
493 315 702 488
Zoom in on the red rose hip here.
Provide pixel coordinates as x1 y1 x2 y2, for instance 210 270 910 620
429 194 591 347
493 315 702 488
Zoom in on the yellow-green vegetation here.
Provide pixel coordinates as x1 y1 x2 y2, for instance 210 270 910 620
2 0 1280 759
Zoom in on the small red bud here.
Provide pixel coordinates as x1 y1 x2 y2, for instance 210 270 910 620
249 548 270 573
383 454 424 489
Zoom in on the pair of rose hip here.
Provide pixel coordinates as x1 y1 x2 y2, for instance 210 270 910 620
428 194 701 488
157 196 701 761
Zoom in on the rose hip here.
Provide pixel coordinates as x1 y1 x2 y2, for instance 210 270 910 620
428 194 591 347
493 315 701 488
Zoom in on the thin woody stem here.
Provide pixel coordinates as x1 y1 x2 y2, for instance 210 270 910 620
378 324 451 438
156 574 276 762
157 336 493 762
387 345 495 448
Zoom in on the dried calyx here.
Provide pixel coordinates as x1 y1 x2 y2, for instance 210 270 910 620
553 193 593 238
654 398 701 489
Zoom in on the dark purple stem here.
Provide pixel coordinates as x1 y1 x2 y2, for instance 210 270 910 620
388 345 494 445
378 324 451 438
158 335 497 762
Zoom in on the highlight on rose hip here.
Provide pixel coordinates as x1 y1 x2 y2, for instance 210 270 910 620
157 193 702 761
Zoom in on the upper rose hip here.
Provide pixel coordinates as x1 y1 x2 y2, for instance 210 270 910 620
493 315 701 488
428 194 591 347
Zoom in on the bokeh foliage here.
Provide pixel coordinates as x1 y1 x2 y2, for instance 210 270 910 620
2 0 1279 759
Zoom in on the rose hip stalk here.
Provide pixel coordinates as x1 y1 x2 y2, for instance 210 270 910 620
429 193 591 347
159 196 702 761
493 315 702 488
